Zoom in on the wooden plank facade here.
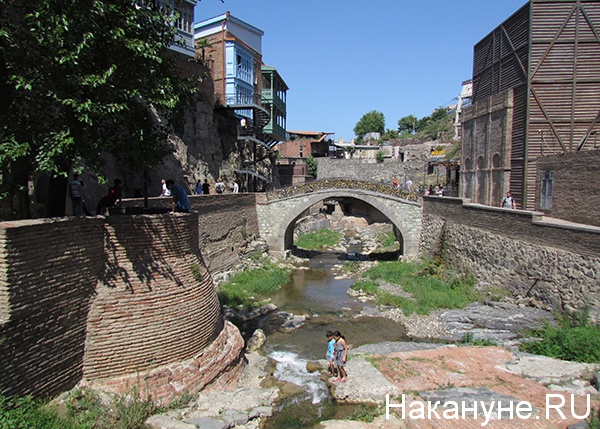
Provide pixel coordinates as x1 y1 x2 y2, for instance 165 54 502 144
462 0 600 211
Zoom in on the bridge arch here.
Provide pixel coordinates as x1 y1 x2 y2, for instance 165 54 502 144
257 187 422 258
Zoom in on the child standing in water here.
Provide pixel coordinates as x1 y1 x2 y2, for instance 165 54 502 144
326 331 336 376
331 331 348 382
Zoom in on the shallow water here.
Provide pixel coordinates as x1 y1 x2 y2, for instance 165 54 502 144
257 250 408 428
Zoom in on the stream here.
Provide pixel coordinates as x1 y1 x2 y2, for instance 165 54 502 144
249 248 409 428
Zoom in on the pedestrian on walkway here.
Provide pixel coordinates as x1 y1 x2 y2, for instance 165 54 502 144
166 179 190 213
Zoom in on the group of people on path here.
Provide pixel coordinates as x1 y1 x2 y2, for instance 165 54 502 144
163 177 240 214
188 178 239 196
392 177 413 192
326 331 348 383
69 174 122 216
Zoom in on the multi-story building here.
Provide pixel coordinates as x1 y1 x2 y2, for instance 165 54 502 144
278 131 334 158
461 0 600 223
194 12 288 188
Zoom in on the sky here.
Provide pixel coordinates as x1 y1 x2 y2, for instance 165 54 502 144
194 0 528 141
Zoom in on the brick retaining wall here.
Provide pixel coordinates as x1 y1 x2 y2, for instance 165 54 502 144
0 218 106 397
83 213 223 380
537 149 600 227
120 194 260 273
0 213 238 400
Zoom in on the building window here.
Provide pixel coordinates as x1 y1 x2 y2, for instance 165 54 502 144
235 47 253 85
540 170 554 210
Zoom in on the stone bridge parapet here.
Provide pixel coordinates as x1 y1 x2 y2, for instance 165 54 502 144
266 178 421 202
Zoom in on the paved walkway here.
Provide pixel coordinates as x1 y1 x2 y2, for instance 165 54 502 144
374 346 598 429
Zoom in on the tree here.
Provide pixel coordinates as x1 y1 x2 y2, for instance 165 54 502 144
397 115 417 134
306 155 318 178
0 0 198 218
381 129 399 140
353 110 385 137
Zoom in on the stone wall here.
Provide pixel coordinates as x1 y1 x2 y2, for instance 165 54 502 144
0 214 242 400
316 141 452 190
421 196 600 313
120 193 260 273
536 149 600 227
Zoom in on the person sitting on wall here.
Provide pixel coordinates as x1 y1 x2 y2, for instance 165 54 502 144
166 179 190 213
96 179 123 215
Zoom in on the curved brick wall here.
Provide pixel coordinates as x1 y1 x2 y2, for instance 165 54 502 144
83 213 223 380
0 218 106 398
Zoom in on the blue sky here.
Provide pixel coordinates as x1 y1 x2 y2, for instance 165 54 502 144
194 0 528 141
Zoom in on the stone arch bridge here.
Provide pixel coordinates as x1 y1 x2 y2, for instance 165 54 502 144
256 179 423 257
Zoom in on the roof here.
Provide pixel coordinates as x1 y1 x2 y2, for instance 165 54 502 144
287 131 334 143
287 131 334 137
194 12 265 36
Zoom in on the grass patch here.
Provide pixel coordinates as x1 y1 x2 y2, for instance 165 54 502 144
589 407 600 429
356 259 481 315
295 229 341 250
217 258 291 308
342 261 360 273
0 387 159 429
350 279 380 295
347 404 381 423
372 231 399 253
520 310 600 363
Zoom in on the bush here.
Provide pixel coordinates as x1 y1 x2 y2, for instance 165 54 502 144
520 311 600 363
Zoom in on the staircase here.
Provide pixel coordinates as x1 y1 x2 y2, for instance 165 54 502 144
227 93 278 150
224 92 278 188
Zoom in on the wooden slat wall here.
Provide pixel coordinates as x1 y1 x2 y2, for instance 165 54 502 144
528 0 600 209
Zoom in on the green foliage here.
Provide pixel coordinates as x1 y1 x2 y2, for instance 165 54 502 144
381 128 399 140
520 310 600 363
217 258 291 308
371 231 399 254
460 332 498 347
342 261 360 273
0 387 159 429
397 115 417 134
111 387 157 429
589 407 600 429
295 229 341 251
0 395 72 429
306 155 318 178
347 404 382 423
397 107 453 141
375 151 384 163
350 280 380 295
357 260 481 315
190 264 202 282
1 0 199 217
354 110 385 137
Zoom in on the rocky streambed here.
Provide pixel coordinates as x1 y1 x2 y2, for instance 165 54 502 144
146 285 600 429
145 223 600 429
